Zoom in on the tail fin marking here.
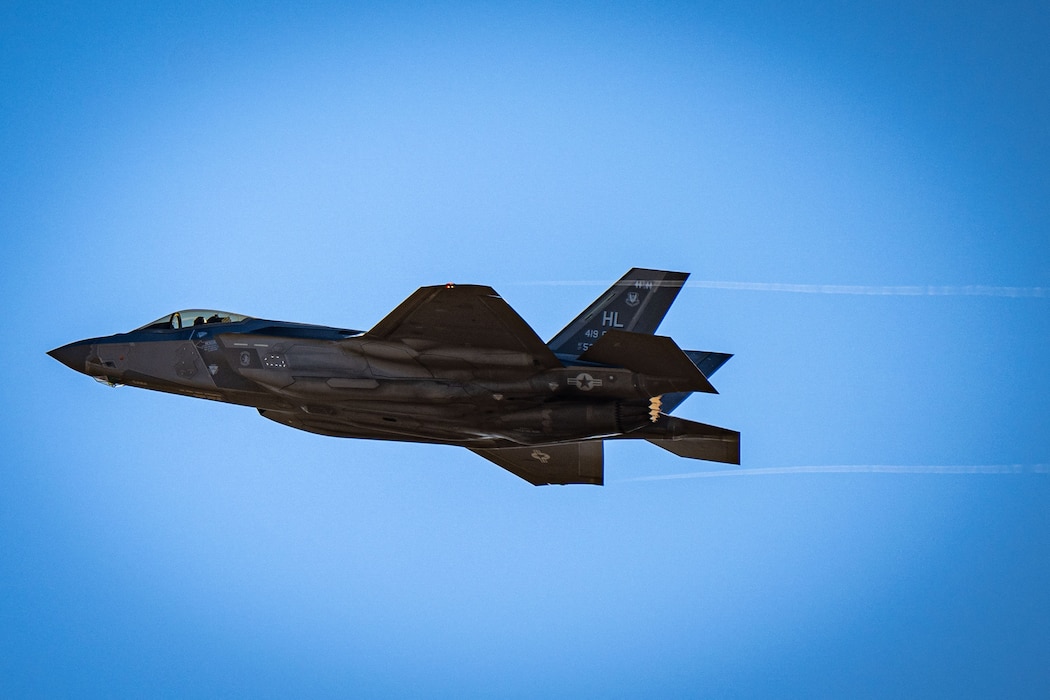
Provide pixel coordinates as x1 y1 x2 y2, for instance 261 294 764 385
547 268 689 358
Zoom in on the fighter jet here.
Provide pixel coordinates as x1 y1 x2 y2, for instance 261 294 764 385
48 268 738 485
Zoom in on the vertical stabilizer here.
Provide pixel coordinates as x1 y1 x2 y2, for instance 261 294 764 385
547 268 689 358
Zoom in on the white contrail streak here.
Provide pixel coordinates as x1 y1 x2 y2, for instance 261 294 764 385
618 464 1050 482
511 280 1048 297
684 281 1049 297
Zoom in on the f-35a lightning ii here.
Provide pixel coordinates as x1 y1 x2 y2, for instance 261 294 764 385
49 268 739 485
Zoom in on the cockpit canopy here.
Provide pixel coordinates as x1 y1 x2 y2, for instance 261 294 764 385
136 310 253 331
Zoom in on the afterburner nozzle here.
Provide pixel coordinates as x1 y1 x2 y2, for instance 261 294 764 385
648 395 662 422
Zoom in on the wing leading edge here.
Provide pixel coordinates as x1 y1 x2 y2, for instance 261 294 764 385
366 284 561 368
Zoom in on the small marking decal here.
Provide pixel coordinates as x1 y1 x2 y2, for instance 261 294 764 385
568 372 603 391
625 291 641 307
263 354 287 369
530 449 551 463
240 351 252 367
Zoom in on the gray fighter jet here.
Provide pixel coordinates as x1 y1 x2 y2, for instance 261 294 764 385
48 268 739 485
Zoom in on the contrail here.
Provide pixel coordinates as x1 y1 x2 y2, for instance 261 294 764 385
685 281 1049 297
511 280 1048 298
618 464 1050 482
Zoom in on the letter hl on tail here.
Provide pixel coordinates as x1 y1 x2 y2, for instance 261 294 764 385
49 269 739 485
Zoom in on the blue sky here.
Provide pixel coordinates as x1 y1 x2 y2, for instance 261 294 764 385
3 2 1049 697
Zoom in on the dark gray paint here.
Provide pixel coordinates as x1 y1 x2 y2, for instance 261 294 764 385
48 269 739 485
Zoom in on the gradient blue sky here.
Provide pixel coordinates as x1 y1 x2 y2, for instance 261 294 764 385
3 2 1049 697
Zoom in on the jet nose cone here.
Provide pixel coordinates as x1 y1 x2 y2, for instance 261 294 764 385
48 341 91 373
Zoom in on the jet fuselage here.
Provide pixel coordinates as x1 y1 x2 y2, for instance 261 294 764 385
50 313 684 449
49 270 740 485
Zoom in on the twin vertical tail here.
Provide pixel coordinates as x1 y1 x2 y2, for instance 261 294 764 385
547 267 733 408
550 268 740 466
474 268 740 485
546 268 690 359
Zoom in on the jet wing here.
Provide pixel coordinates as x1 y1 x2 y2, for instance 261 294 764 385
470 441 604 485
366 284 561 368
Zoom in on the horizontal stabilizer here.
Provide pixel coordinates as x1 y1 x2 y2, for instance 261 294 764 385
687 350 733 378
579 329 717 394
660 350 733 413
470 441 603 485
643 416 740 464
